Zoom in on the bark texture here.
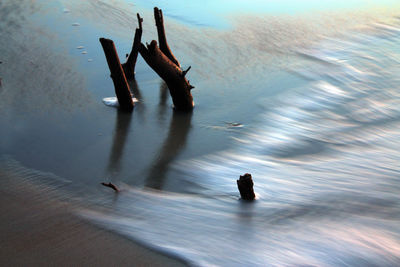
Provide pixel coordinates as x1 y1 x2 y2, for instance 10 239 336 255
154 7 180 67
139 41 194 111
122 14 143 80
100 38 134 111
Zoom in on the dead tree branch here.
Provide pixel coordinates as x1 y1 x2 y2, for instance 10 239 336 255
100 38 134 111
154 7 180 67
123 13 143 80
101 182 119 192
139 41 194 110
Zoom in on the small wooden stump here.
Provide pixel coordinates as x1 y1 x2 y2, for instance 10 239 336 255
100 38 134 111
237 173 256 200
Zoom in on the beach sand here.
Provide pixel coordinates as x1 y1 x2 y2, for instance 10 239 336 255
0 1 188 264
0 169 186 266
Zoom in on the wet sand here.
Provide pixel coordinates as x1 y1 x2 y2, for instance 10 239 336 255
0 169 186 266
0 1 190 264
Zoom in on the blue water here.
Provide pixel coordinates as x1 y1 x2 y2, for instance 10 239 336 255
78 7 400 267
2 0 400 266
132 0 400 28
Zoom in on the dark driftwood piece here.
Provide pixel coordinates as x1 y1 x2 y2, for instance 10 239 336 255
101 182 119 192
100 38 134 111
122 13 143 80
139 41 194 110
154 7 180 67
237 173 256 200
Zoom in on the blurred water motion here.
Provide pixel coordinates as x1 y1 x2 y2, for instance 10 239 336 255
78 20 400 266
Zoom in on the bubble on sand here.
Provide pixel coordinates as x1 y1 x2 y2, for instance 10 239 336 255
102 97 139 107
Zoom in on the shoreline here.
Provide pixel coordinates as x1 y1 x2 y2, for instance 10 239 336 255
0 167 187 266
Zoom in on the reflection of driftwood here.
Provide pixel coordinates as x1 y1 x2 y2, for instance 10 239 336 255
154 7 180 67
107 110 132 174
100 38 134 111
101 182 119 192
146 110 192 189
237 173 256 200
158 83 169 122
122 14 143 80
159 82 168 107
128 79 142 101
140 41 194 111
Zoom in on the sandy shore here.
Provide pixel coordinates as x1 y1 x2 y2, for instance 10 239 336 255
0 170 187 266
0 1 187 265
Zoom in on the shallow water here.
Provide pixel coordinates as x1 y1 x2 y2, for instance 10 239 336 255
81 20 400 266
1 0 400 266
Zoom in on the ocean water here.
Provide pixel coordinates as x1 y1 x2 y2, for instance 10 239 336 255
1 0 400 266
80 20 400 266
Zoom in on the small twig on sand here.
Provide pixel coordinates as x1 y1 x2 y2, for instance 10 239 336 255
101 182 119 192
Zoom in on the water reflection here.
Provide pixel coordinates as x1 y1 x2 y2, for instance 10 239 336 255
106 110 133 177
127 79 142 101
157 82 169 123
128 79 145 122
146 109 193 189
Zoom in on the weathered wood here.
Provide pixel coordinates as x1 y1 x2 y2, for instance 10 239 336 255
101 182 119 192
99 38 134 111
237 173 256 200
154 7 180 67
139 40 194 111
122 13 143 80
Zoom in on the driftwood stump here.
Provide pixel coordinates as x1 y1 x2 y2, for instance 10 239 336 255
122 13 143 80
139 41 194 111
154 7 180 68
138 8 194 111
100 38 134 111
99 7 194 111
237 173 256 200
